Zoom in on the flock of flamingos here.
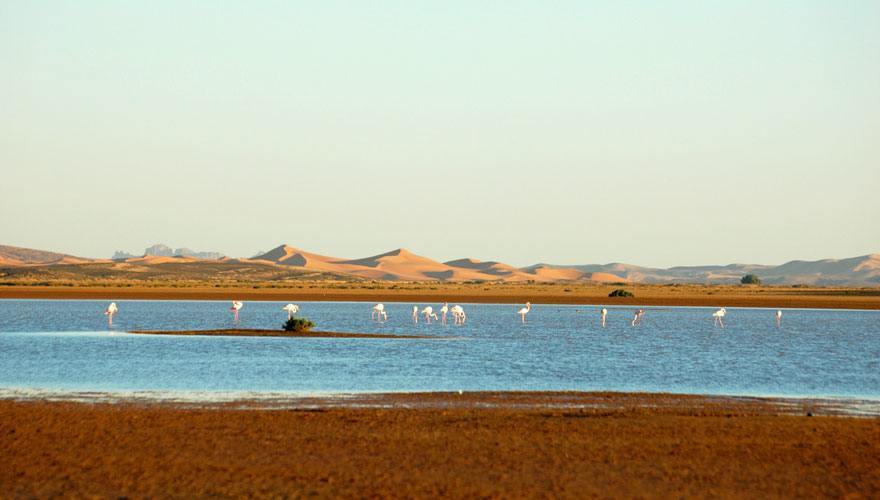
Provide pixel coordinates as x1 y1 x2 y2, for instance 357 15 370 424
102 301 785 329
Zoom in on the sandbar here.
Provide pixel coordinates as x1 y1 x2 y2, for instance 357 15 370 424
128 328 441 339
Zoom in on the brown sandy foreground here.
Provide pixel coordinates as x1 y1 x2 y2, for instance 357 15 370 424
2 282 880 309
1 393 878 498
129 328 440 339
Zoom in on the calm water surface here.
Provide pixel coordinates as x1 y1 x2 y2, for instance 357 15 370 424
0 300 878 400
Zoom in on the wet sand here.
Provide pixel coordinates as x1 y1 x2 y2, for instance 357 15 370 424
2 284 879 309
128 328 440 339
1 392 878 498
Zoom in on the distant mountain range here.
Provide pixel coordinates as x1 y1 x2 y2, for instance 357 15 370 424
1 243 878 285
112 244 224 260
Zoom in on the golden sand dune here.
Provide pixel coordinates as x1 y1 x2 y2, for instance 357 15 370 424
854 254 880 272
3 243 879 285
523 265 584 281
125 255 200 265
254 246 537 282
335 248 489 281
444 258 531 280
587 272 629 283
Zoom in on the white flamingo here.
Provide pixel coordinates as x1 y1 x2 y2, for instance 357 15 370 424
422 306 438 323
776 309 782 327
230 300 243 323
712 307 726 328
440 303 449 325
631 309 645 326
450 305 466 325
372 303 387 322
412 305 419 324
104 302 118 326
282 303 299 320
601 307 607 328
517 302 531 324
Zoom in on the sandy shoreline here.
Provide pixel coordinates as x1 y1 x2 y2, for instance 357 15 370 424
2 284 879 309
1 392 878 498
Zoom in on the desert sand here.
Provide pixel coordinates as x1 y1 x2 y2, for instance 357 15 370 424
1 393 878 498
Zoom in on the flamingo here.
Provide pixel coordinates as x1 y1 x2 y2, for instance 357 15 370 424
282 303 299 320
517 302 531 324
450 305 466 325
631 309 645 326
712 307 726 328
104 302 118 326
372 303 387 322
601 307 607 328
440 303 449 325
230 300 243 323
422 306 438 324
412 305 419 324
776 309 782 327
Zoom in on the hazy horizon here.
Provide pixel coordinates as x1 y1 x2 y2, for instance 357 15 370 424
3 2 878 268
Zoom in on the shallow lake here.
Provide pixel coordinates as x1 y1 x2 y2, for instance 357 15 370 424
1 300 878 401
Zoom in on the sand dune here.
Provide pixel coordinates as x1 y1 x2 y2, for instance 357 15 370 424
125 255 200 265
444 258 526 278
586 272 629 283
335 249 489 281
3 243 879 285
523 265 584 281
0 245 93 266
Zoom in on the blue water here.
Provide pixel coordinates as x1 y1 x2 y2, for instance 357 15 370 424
0 299 878 399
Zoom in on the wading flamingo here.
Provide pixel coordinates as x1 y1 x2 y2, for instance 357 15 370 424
412 305 419 324
451 305 466 325
372 303 387 322
776 309 782 327
601 307 607 328
517 302 531 324
440 303 449 325
631 309 645 326
712 307 726 328
282 303 299 320
230 300 243 323
422 306 438 324
104 302 118 326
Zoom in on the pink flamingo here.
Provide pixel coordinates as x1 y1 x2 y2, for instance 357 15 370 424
440 303 449 325
372 303 387 322
712 308 726 328
230 300 243 323
517 302 531 324
601 307 607 327
421 306 438 324
451 305 466 325
104 302 118 327
631 309 644 326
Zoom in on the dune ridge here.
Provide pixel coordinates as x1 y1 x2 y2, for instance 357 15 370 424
2 243 879 285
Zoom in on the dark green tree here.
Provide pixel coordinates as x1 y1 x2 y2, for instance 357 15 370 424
741 274 762 285
283 317 315 332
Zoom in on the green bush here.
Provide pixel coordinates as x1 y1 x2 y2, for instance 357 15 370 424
608 289 634 298
283 317 315 332
741 274 762 285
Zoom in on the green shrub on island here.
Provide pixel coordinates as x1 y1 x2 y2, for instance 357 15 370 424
608 289 634 298
741 274 762 285
283 317 315 332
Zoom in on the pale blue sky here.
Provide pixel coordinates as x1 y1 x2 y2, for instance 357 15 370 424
2 2 878 267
